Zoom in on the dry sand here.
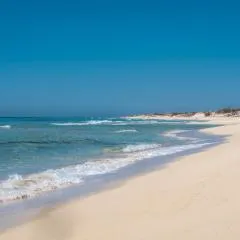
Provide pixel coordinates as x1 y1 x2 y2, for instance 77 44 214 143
1 119 240 240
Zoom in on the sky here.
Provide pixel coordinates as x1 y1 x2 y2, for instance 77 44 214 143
0 0 240 116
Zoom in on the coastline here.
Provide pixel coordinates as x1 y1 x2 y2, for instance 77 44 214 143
125 113 240 125
1 118 240 239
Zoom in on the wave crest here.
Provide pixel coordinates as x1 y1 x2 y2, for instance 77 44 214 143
122 144 161 153
0 141 212 203
163 130 198 141
0 125 11 129
51 119 182 127
115 129 138 133
51 120 114 126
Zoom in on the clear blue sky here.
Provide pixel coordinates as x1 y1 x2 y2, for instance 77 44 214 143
1 0 240 116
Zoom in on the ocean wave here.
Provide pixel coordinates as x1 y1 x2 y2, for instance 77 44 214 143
0 138 103 146
0 125 11 129
158 121 187 124
115 129 138 133
163 130 198 141
51 120 185 127
51 120 114 126
0 141 212 203
113 120 186 126
112 120 160 126
122 144 161 153
111 122 129 126
123 118 186 124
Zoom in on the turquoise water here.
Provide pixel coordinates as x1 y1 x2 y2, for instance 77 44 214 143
0 117 214 203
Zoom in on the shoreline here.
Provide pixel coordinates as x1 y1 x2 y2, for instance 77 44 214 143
0 125 221 231
1 119 240 239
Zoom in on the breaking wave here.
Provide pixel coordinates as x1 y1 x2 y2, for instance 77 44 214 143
0 125 11 129
163 130 198 141
51 120 114 126
122 144 162 153
51 120 184 127
115 129 138 133
0 141 212 203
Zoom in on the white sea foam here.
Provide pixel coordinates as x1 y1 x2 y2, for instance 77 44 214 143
115 129 138 133
52 120 186 127
163 130 198 141
159 121 186 124
112 122 129 126
113 120 185 126
51 120 114 126
0 141 212 203
123 118 185 124
117 120 160 125
0 125 11 129
122 144 162 153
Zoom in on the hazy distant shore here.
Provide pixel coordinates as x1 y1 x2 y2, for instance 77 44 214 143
125 108 240 125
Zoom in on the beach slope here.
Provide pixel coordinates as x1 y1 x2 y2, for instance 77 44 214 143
1 122 240 240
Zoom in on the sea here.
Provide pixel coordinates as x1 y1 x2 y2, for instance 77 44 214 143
0 117 220 206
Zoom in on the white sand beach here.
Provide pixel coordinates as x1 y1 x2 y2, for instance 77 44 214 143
1 118 240 240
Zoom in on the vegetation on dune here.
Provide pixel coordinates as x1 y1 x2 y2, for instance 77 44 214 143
129 107 240 118
204 112 211 117
216 107 240 114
